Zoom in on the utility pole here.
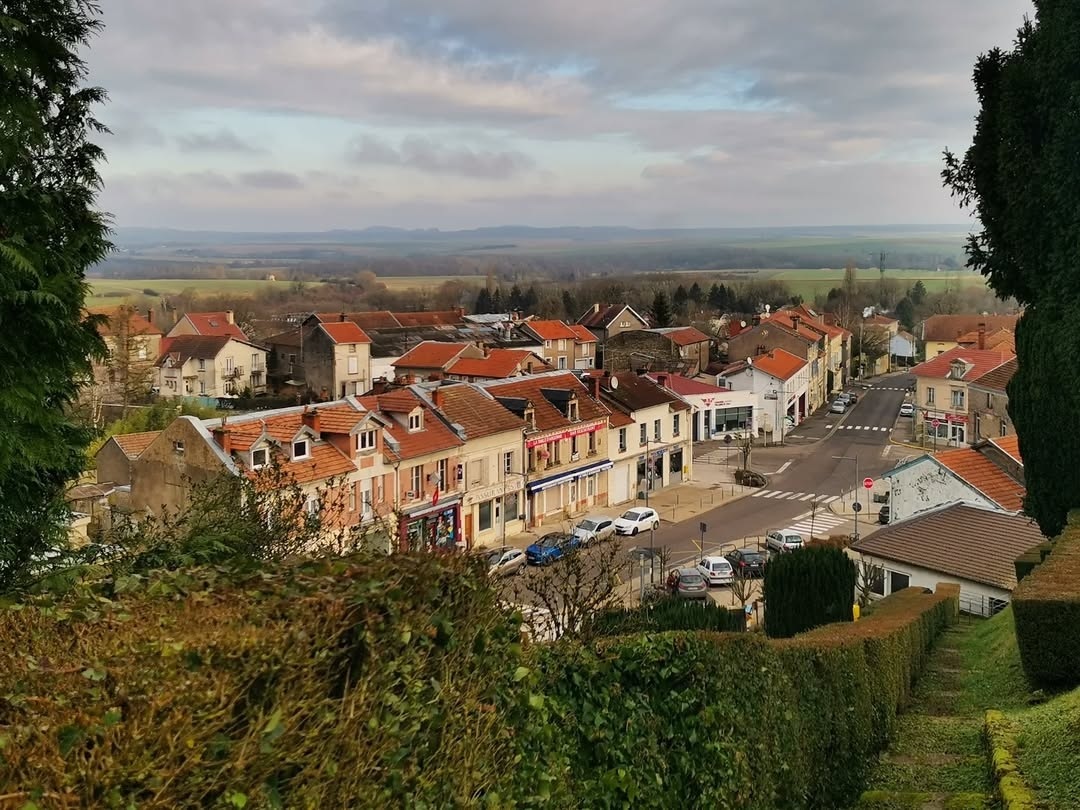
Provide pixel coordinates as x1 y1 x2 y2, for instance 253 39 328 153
833 453 861 541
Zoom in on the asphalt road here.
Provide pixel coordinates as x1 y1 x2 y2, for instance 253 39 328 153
638 374 917 566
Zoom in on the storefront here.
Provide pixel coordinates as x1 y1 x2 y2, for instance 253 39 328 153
400 497 463 552
923 411 967 447
462 481 525 547
526 458 612 527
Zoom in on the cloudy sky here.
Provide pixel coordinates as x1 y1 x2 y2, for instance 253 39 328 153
89 0 1032 231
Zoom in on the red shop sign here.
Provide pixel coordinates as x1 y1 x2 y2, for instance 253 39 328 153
526 421 603 448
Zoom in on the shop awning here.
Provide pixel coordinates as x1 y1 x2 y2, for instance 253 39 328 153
526 459 614 494
405 495 462 519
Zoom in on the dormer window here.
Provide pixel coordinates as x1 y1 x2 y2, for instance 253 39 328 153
356 430 377 451
568 399 579 421
408 411 422 432
293 439 310 459
252 447 268 469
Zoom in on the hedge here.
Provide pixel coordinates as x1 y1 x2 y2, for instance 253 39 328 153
0 559 960 808
1013 541 1054 584
763 545 857 638
589 597 746 636
984 710 1038 810
1012 521 1080 687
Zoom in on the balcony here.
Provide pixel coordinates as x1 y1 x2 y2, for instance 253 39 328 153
222 365 243 379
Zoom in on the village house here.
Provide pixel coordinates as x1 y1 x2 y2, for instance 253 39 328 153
265 319 372 399
576 303 649 365
718 348 811 442
84 306 163 411
919 314 1019 358
95 430 161 487
910 346 1014 446
166 310 248 341
391 341 481 380
861 313 900 377
156 335 269 398
520 320 590 370
725 316 827 413
445 348 550 381
592 371 693 506
647 372 757 442
604 326 713 377
780 304 851 396
477 371 611 527
968 357 1019 442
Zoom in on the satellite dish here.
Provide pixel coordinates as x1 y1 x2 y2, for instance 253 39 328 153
740 320 747 328
610 376 619 389
746 357 753 366
764 304 771 313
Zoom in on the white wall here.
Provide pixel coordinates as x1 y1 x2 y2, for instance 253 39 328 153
885 458 1001 523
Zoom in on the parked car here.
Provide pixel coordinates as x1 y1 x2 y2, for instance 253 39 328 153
899 403 915 418
830 399 848 414
485 546 527 578
614 507 661 535
765 529 804 553
878 505 891 525
725 547 768 578
525 532 580 565
847 392 859 404
572 515 616 546
666 567 709 600
697 555 735 586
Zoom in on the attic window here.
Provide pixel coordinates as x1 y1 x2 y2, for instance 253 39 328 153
568 400 579 421
252 447 268 468
172 440 185 455
408 411 423 431
356 430 377 451
293 439 310 459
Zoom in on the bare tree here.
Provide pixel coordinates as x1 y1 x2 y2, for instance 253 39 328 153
855 554 886 608
505 540 626 641
808 497 823 540
728 564 756 612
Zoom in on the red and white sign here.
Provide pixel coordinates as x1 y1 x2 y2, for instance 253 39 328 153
526 421 604 448
432 489 440 507
863 477 874 490
931 419 941 429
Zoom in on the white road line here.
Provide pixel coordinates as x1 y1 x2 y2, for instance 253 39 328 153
822 495 839 504
751 489 770 498
799 493 815 501
783 492 803 499
763 490 785 498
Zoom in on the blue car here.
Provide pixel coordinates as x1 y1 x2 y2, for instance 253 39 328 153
525 532 580 566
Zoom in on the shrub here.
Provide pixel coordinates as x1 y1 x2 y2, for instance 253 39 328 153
589 597 745 636
1012 523 1080 687
763 545 857 638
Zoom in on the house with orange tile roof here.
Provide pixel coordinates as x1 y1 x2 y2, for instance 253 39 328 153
520 319 597 370
156 335 269 398
725 315 827 412
476 371 612 526
391 341 480 380
603 326 714 377
883 439 1026 527
911 346 1014 446
94 430 161 486
265 318 373 398
167 310 248 342
967 357 1018 443
782 304 852 396
718 348 811 442
445 348 550 381
82 306 164 415
919 313 1019 358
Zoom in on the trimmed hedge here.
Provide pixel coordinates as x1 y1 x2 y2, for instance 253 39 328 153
1013 541 1054 584
0 558 960 808
589 597 746 636
1012 523 1080 687
984 710 1037 810
763 545 857 638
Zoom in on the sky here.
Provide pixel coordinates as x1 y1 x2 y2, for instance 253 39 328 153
88 0 1033 231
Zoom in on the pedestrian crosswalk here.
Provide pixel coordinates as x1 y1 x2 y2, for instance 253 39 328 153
838 425 890 431
751 490 840 503
874 387 910 392
784 509 848 536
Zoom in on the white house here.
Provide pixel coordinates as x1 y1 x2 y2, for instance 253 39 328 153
850 503 1046 616
718 348 810 443
647 372 756 442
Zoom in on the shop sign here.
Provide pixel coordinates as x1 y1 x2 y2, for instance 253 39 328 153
526 421 604 448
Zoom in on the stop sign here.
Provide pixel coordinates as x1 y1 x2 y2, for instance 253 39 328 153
931 419 941 429
863 477 874 489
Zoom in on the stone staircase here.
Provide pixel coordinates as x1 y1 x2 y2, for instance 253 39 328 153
854 624 996 810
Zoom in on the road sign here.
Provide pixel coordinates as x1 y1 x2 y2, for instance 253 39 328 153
699 522 707 534
931 419 941 429
863 477 874 489
852 502 863 513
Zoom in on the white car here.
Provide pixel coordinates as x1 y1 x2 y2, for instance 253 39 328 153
830 399 847 414
572 515 616 546
697 556 734 586
899 403 915 418
766 530 804 553
614 507 660 535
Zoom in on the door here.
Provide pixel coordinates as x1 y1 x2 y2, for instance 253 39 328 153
463 513 473 544
610 464 629 505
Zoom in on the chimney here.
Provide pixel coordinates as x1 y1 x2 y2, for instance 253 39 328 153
455 306 465 318
302 405 321 433
593 303 601 314
146 308 153 324
589 373 601 401
978 324 986 350
340 312 346 322
432 386 444 409
657 373 669 388
213 426 233 456
791 314 800 331
751 315 761 327
225 310 235 325
756 344 767 356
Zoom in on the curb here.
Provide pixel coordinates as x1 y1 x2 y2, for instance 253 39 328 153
984 710 1037 810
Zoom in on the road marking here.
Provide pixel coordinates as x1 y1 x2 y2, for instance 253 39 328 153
763 490 785 498
776 461 792 474
785 492 806 499
751 491 840 503
751 489 770 498
798 493 816 501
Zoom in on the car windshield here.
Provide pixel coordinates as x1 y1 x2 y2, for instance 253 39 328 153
539 535 563 547
577 520 598 531
621 510 644 520
680 574 703 585
742 551 764 561
486 552 504 566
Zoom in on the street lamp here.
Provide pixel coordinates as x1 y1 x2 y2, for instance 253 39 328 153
832 453 861 541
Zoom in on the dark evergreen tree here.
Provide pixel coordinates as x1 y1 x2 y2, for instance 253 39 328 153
672 284 689 314
522 285 540 313
490 287 503 313
561 289 577 320
908 280 927 306
763 547 857 639
508 284 523 311
474 287 493 314
688 281 704 306
707 283 723 311
650 291 674 328
943 1 1078 535
894 297 916 331
1 0 111 593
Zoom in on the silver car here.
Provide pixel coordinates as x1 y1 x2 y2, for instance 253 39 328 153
830 399 847 414
667 567 709 600
572 515 616 546
766 530 804 553
485 547 527 578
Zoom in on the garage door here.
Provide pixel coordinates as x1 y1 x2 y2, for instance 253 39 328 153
609 465 629 505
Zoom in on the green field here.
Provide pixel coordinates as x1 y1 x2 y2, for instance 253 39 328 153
376 275 485 291
86 277 323 306
764 267 987 300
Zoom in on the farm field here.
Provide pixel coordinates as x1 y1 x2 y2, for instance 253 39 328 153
86 277 322 306
376 275 486 291
761 267 987 300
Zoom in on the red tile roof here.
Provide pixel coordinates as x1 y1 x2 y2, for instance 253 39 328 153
156 335 234 365
935 447 1026 512
608 410 635 428
749 348 807 382
431 384 525 439
990 435 1022 466
110 431 161 459
646 373 729 396
568 324 598 343
864 314 899 327
577 303 646 329
526 320 579 341
765 313 825 343
318 311 402 330
448 349 546 379
911 346 1014 382
359 390 463 461
598 372 689 414
393 341 470 370
319 321 372 344
182 312 247 340
782 305 849 339
282 443 358 484
922 314 1019 342
88 307 163 338
484 373 609 433
969 357 1018 392
393 309 467 328
650 326 711 346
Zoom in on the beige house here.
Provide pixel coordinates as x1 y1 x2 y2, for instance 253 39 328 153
726 317 827 413
577 303 650 365
920 314 1019 358
157 335 268 398
166 310 248 341
862 314 900 377
968 357 1018 442
911 346 1014 446
521 320 585 371
84 307 163 412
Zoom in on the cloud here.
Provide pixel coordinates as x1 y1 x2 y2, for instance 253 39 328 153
347 134 535 178
236 170 305 189
175 129 264 154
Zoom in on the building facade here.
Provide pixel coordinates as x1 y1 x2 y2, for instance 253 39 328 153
911 347 1014 446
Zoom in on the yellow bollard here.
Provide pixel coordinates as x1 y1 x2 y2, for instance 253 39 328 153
852 603 861 622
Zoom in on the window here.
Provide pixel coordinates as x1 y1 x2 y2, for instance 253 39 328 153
558 339 566 351
673 414 681 437
552 440 561 465
950 389 965 409
198 359 206 371
889 571 910 593
869 567 885 596
292 439 309 459
225 357 234 372
437 458 449 489
926 387 935 405
349 343 357 353
137 345 147 360
571 435 578 456
252 447 268 468
586 474 595 496
172 440 185 455
410 466 422 495
361 480 373 516
408 411 422 431
503 451 514 474
478 500 493 532
544 340 552 349
568 400 578 420
986 392 992 409
199 381 206 395
289 353 296 364
588 429 597 455
1000 420 1008 438
348 355 359 375
305 494 319 515
653 419 661 441
558 356 567 370
619 428 627 452
640 423 647 446
348 486 356 512
714 407 752 432
356 430 377 451
503 493 519 522
456 463 465 482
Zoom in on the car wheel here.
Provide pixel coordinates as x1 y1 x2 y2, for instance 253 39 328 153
653 521 660 531
632 526 639 536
